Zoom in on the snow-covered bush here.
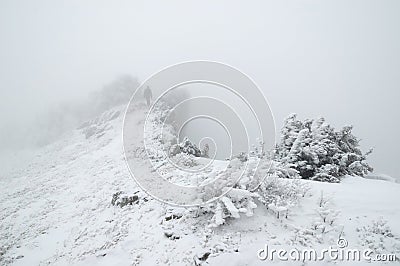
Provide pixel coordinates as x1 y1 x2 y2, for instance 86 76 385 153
268 161 300 179
200 154 309 226
168 137 206 158
312 191 340 232
179 137 202 157
143 101 177 163
170 153 199 168
357 217 400 257
169 157 261 227
254 158 307 204
111 191 139 207
290 227 322 247
275 114 373 182
195 158 259 227
289 191 340 247
257 176 308 219
205 187 258 227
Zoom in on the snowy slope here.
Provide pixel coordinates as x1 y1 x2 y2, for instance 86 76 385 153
1 103 399 265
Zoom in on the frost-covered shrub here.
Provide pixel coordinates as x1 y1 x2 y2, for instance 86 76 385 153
171 153 199 168
186 158 260 227
275 114 373 182
207 188 258 227
289 227 323 247
199 155 309 226
251 159 310 219
111 191 139 207
357 217 400 257
179 137 202 157
143 102 178 164
358 217 394 239
313 191 340 232
313 164 340 183
257 176 307 219
289 192 340 247
166 137 203 158
268 162 300 179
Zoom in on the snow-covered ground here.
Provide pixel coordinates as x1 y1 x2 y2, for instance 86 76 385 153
1 103 399 265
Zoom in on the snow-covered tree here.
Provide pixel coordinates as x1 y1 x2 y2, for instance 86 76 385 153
276 113 303 159
178 137 202 157
275 114 373 182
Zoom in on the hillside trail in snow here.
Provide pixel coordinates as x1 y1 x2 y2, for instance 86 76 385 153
0 103 203 265
1 102 400 265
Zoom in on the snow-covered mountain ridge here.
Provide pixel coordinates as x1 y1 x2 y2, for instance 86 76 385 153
1 103 399 265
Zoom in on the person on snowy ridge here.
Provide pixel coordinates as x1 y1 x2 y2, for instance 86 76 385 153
143 86 153 107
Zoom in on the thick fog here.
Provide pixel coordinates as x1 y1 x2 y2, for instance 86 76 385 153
0 0 399 177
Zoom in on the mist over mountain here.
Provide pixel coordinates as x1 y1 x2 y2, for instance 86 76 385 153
0 75 140 149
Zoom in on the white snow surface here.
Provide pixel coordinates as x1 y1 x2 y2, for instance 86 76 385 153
1 103 399 265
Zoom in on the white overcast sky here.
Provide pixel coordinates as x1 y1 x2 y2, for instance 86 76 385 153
0 0 399 177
